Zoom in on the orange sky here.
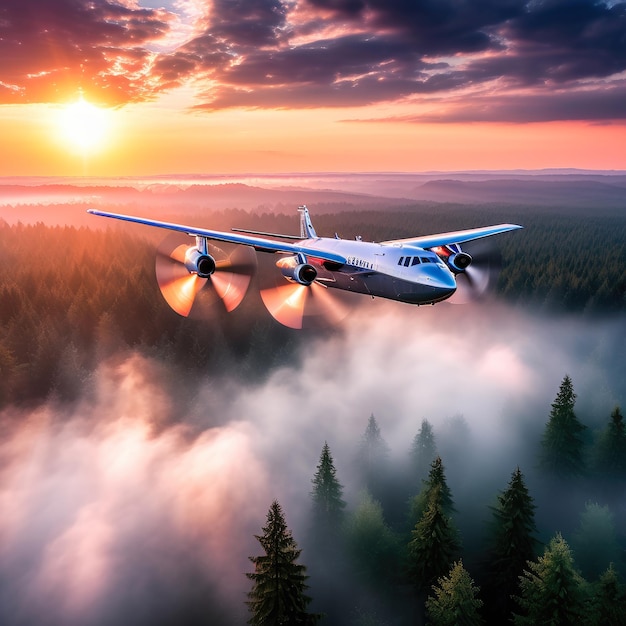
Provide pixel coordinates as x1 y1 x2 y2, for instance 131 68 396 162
3 97 626 177
1 0 625 176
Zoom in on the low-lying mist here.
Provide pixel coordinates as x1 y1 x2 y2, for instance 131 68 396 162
0 300 623 625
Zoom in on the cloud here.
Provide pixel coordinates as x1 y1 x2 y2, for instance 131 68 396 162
183 0 626 119
0 302 623 624
209 0 290 47
507 0 626 80
0 354 270 625
360 82 626 123
1 0 624 122
0 0 174 105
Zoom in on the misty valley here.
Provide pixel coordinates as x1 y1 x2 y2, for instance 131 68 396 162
0 188 625 625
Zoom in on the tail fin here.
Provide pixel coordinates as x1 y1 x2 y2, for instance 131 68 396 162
298 205 317 239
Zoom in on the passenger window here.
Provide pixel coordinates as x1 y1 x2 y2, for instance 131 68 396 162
411 257 421 266
404 257 412 267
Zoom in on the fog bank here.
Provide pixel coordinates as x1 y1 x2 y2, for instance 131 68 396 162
0 302 623 624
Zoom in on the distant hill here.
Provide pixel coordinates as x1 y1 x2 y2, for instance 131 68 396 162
1 171 625 228
0 182 409 226
413 178 626 207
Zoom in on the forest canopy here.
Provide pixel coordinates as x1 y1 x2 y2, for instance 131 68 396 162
0 194 624 625
0 200 623 404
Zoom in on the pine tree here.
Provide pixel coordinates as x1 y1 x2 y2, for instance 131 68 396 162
539 375 587 478
307 444 348 625
426 560 484 626
571 501 620 581
410 419 437 483
408 484 461 591
344 491 399 587
356 413 390 500
0 343 17 406
484 467 539 619
357 413 389 470
594 406 626 478
247 500 320 625
310 442 346 544
513 533 589 625
589 564 626 626
409 456 455 527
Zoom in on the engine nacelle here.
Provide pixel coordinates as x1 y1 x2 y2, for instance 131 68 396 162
276 256 317 285
448 251 472 273
184 247 216 278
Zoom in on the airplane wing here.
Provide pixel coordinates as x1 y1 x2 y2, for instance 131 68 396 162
87 210 347 265
380 224 522 249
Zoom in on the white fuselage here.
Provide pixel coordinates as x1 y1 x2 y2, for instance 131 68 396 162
301 237 457 304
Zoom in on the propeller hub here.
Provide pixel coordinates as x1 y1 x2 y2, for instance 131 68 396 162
297 264 317 285
276 256 318 286
448 251 472 273
184 248 216 278
196 255 216 278
156 232 256 317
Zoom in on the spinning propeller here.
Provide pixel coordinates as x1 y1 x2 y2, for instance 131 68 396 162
155 232 256 317
447 239 502 304
258 254 356 329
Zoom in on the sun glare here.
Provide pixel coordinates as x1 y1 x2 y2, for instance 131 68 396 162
58 97 110 155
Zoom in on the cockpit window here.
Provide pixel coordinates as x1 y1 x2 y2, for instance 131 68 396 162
400 253 444 267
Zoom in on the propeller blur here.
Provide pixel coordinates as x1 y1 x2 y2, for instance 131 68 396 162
88 206 521 329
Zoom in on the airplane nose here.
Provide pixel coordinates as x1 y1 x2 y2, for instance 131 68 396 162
423 266 456 288
397 264 457 304
422 266 457 299
433 282 456 300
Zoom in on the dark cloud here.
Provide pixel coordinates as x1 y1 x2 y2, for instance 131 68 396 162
0 0 624 122
210 0 290 47
217 35 423 86
503 0 626 83
180 0 626 119
387 83 626 123
194 76 414 110
306 0 366 16
183 33 423 109
510 0 626 53
307 0 524 44
364 0 522 52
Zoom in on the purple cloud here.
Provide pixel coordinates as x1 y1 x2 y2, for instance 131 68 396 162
0 0 624 122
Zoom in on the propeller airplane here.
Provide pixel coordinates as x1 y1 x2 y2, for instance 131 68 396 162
88 206 522 329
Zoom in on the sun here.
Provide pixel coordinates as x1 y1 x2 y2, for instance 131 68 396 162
58 96 110 155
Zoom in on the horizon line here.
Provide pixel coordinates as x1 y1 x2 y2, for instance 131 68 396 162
1 167 626 181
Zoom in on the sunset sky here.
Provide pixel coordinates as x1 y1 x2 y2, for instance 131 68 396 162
1 0 626 176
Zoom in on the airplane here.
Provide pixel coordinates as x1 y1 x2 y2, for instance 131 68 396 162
87 206 522 329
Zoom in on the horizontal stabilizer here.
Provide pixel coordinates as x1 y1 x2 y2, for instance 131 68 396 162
231 227 304 240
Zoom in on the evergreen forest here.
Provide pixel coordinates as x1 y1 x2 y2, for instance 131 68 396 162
248 393 626 625
0 199 624 625
0 200 624 405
